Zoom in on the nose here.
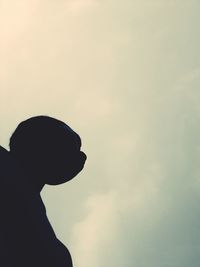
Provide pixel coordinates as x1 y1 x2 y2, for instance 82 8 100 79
80 151 87 162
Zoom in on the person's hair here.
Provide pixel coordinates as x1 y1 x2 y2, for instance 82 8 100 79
9 116 81 160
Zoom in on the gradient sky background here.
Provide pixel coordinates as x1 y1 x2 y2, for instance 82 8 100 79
1 1 200 266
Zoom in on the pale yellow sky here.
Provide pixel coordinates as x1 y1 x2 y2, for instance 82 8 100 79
1 1 200 267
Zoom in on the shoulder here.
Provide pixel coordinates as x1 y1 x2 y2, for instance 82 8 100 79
0 146 11 172
0 146 21 187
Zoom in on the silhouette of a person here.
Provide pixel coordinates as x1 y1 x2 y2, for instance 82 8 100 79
0 116 87 267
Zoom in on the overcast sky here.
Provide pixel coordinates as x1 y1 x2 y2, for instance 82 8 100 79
1 1 200 266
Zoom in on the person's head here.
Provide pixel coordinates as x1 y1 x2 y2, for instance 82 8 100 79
9 116 87 187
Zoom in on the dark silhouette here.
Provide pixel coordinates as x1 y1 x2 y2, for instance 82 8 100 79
0 116 87 267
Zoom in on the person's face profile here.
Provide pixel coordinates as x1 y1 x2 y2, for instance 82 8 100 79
45 149 87 185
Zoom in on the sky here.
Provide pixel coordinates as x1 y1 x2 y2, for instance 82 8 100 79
1 0 200 266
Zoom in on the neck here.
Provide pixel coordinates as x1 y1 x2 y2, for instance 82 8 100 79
29 178 45 193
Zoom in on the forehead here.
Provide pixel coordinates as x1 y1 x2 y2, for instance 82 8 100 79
61 124 82 148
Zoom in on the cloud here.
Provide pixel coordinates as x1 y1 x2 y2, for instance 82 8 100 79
71 191 118 267
1 1 200 267
68 60 200 266
69 132 165 267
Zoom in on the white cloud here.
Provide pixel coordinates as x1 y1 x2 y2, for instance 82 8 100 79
70 154 163 267
71 191 118 267
1 1 200 267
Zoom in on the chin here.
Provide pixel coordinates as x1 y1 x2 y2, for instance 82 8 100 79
45 159 86 186
46 174 77 185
